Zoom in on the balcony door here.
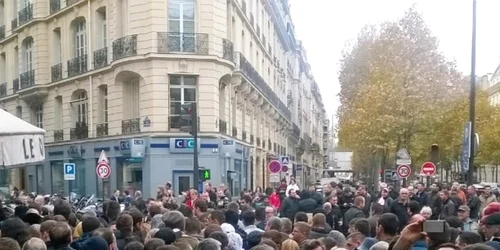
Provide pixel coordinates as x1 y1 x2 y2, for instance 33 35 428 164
167 0 196 52
75 20 87 71
24 39 33 72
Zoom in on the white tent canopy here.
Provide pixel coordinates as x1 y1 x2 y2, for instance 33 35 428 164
0 109 46 168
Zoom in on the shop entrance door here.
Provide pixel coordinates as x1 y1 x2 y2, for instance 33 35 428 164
173 171 193 196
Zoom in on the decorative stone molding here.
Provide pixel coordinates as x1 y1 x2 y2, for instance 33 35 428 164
231 76 242 88
72 6 80 18
179 60 188 71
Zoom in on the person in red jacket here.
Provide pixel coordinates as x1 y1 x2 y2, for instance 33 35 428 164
269 188 281 210
186 189 199 210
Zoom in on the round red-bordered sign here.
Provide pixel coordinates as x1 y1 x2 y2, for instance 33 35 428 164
268 160 281 174
96 162 111 179
396 165 411 179
421 162 437 176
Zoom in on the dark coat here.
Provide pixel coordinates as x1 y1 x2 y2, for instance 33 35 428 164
415 191 429 206
439 199 456 219
280 197 300 221
342 206 365 233
309 226 331 239
468 194 480 219
390 199 409 231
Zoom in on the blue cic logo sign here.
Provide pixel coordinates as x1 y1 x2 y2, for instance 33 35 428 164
174 139 195 149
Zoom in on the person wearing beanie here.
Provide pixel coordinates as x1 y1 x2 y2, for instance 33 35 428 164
82 236 108 250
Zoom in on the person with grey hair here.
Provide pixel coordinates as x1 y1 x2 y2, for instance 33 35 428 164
369 241 389 250
22 237 47 250
162 211 186 231
264 217 282 231
328 230 347 248
323 202 332 214
152 214 165 229
198 238 222 250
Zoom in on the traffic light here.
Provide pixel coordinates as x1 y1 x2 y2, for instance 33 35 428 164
199 169 211 181
430 144 440 164
180 102 198 135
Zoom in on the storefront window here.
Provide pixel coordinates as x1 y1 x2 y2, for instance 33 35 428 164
233 159 242 196
36 165 44 194
70 160 85 195
51 161 64 195
117 159 142 193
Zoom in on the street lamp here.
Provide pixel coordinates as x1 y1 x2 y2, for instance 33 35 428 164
468 0 477 185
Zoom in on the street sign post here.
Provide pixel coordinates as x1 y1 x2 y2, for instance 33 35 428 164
96 150 111 179
270 173 280 183
421 162 437 176
63 163 76 180
396 165 411 179
391 171 399 181
462 122 471 171
268 160 281 174
396 148 412 165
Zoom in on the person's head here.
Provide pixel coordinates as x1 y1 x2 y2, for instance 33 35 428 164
370 241 389 250
417 182 425 192
265 206 275 219
154 228 177 245
93 228 117 250
354 219 370 237
312 213 327 228
281 218 293 234
421 206 433 219
408 201 422 216
376 213 398 239
105 200 121 222
0 217 30 246
116 214 134 234
0 237 21 250
327 231 346 248
194 200 208 216
265 217 282 231
185 217 202 235
21 237 46 250
353 196 365 208
144 238 165 250
440 190 450 201
82 215 101 233
300 239 324 250
161 211 186 231
281 239 299 250
124 241 144 250
458 205 471 221
399 188 409 201
208 231 229 249
357 185 366 196
49 222 73 247
294 212 308 223
241 210 256 227
262 230 282 249
39 220 57 242
198 238 221 250
346 232 365 250
209 210 225 225
456 232 482 249
53 200 72 221
467 185 476 195
484 185 492 196
203 224 223 239
291 222 310 243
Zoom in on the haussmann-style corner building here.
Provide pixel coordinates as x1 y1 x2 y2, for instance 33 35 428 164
0 0 329 198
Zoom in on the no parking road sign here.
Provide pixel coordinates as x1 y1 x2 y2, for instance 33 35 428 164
396 165 411 179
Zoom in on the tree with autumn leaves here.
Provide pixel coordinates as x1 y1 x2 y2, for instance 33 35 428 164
336 7 500 183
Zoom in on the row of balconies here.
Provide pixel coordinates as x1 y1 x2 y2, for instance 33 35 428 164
52 118 140 142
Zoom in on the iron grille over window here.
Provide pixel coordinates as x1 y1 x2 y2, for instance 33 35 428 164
93 47 108 69
20 70 35 89
67 55 87 77
222 39 233 61
113 35 137 60
18 3 33 26
50 0 61 14
158 32 208 54
122 118 140 134
51 63 62 82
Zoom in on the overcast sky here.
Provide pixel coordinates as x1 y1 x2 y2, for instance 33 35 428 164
290 0 500 123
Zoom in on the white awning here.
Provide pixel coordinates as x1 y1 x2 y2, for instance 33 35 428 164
0 109 46 168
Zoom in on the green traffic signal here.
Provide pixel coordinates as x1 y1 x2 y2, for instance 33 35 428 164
199 169 211 180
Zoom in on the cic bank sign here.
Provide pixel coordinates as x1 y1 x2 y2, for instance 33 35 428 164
169 138 200 153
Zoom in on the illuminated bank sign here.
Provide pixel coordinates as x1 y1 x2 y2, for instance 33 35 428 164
169 138 200 153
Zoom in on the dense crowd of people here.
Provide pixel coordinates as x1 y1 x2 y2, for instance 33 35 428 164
3 179 500 250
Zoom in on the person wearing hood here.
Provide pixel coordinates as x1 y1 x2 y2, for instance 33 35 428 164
280 189 300 221
375 188 393 213
309 213 332 239
70 216 102 250
298 189 318 214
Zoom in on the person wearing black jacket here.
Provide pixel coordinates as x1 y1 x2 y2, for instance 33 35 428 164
467 185 480 219
339 188 355 215
298 190 318 213
415 183 429 206
390 188 409 232
342 196 366 233
280 189 300 221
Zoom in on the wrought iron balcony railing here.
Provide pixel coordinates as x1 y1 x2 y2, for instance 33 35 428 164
70 122 88 140
0 26 5 40
93 47 108 69
232 126 237 137
54 129 64 142
0 83 7 97
11 18 18 30
67 55 87 77
122 118 140 134
13 78 19 93
20 70 35 89
223 39 233 61
96 123 108 136
18 4 33 26
66 0 81 6
242 131 247 141
256 137 261 147
219 119 228 134
241 0 246 14
158 32 209 54
234 52 291 120
50 0 61 14
51 63 62 82
113 35 137 61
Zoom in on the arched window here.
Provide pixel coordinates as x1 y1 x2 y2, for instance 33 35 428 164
23 37 33 72
74 20 86 58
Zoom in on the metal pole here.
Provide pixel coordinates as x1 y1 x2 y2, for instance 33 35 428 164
191 103 200 191
467 0 477 186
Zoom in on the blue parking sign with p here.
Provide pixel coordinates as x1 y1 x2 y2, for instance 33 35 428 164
64 163 76 180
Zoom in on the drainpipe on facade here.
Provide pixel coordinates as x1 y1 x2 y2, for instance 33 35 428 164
87 0 94 137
